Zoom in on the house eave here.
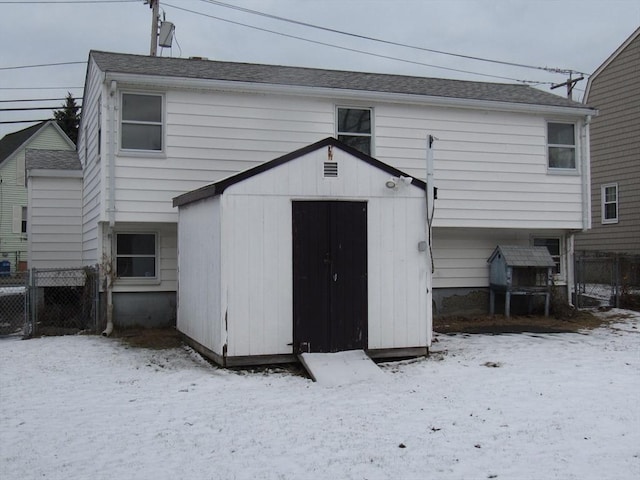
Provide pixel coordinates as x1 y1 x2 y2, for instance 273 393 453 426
104 72 596 117
27 169 83 178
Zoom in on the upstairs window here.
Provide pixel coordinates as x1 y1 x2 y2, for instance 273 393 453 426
337 107 372 155
121 93 163 151
115 233 157 279
547 122 575 169
601 183 618 224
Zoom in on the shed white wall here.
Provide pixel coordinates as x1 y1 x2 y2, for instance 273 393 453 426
27 174 83 269
177 197 223 354
212 147 430 358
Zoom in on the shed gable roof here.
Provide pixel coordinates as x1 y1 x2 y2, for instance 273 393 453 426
488 245 555 267
91 50 588 110
173 137 425 207
25 149 82 171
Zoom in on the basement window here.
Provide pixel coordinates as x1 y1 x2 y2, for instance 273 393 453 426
115 233 157 279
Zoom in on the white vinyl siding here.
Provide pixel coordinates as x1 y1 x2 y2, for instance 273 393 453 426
104 90 586 231
79 59 106 267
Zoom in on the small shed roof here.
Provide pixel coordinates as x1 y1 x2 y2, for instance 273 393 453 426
173 137 426 208
487 245 555 267
25 149 81 171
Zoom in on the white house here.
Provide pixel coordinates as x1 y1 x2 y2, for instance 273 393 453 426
173 137 431 365
0 121 75 273
74 50 596 330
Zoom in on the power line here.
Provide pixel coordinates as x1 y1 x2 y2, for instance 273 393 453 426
0 97 83 103
0 106 82 112
0 120 50 125
197 0 586 77
0 1 138 3
0 61 85 71
164 2 551 85
0 86 83 90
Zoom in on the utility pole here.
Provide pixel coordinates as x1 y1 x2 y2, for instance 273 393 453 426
146 0 160 56
551 72 584 100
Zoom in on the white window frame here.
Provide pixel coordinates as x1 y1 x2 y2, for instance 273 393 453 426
547 121 577 171
119 92 164 154
114 232 159 283
601 183 619 224
336 106 373 156
532 236 563 279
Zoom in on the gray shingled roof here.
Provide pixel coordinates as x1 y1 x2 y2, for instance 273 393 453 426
0 121 47 166
25 149 81 171
488 245 556 267
90 50 588 110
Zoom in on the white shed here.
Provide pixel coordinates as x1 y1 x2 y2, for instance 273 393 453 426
173 138 432 366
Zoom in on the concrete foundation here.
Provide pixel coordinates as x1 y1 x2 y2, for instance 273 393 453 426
111 291 176 328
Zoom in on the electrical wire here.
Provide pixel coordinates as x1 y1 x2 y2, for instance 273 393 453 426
0 61 85 71
197 0 586 76
163 2 551 85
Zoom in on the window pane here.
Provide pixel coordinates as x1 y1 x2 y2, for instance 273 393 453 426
122 94 161 122
548 147 575 168
604 186 617 202
117 234 155 255
117 257 156 277
534 238 560 274
122 124 162 150
548 123 574 145
604 203 617 220
338 135 371 155
338 108 370 134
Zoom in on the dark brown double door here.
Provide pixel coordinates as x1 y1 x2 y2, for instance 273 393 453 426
292 201 368 354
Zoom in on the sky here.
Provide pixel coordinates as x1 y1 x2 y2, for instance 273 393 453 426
0 0 638 139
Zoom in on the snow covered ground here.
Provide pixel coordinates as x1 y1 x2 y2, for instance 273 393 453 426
1 309 639 480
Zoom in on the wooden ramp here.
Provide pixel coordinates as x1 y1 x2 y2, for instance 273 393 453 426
299 350 385 386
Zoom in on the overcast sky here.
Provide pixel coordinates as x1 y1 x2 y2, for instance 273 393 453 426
1 0 638 139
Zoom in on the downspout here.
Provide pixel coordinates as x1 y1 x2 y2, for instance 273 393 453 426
581 115 592 232
569 115 591 307
102 79 117 337
425 135 435 346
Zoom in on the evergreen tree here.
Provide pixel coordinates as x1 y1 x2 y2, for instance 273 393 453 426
53 92 80 144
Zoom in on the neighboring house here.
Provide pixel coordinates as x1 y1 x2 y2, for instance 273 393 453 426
0 121 75 272
74 50 595 328
575 27 640 255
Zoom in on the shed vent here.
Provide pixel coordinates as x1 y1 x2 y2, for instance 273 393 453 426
324 162 338 177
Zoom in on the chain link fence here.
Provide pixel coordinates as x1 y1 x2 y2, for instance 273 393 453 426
574 252 640 310
22 266 100 338
0 272 28 335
